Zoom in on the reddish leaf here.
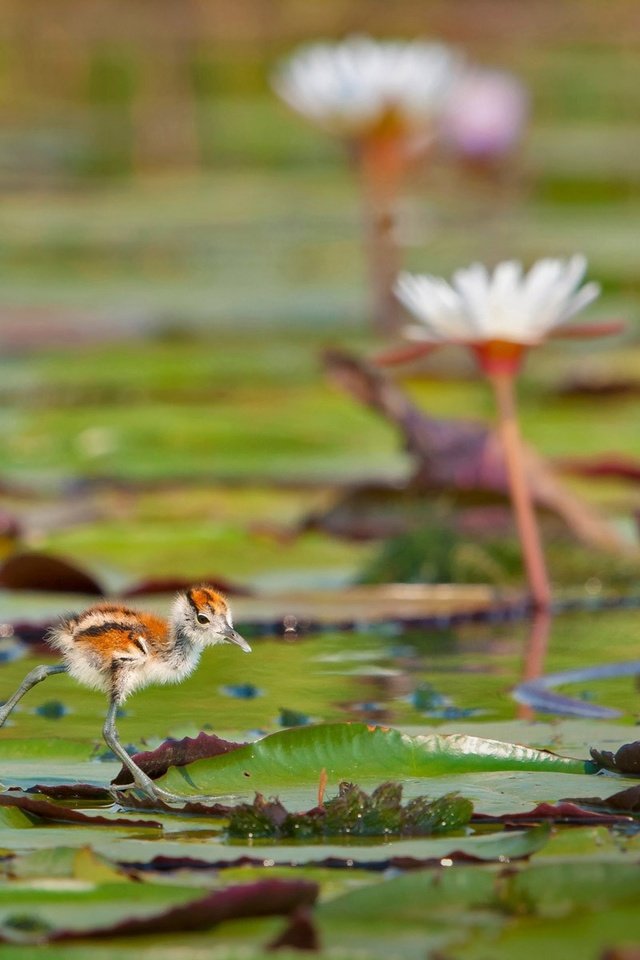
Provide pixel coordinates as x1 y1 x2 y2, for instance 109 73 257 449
49 878 318 942
561 785 640 813
560 454 640 482
372 342 437 367
122 848 534 876
323 349 625 553
0 792 161 829
0 552 103 595
601 947 640 960
30 783 111 801
472 801 633 827
591 740 640 775
551 319 626 339
123 576 252 598
267 907 320 952
112 731 247 785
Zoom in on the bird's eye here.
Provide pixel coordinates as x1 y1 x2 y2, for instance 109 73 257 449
196 613 210 625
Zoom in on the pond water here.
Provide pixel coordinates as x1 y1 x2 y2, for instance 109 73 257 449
0 594 638 751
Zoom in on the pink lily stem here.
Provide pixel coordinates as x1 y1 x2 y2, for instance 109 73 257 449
489 371 552 610
359 133 404 336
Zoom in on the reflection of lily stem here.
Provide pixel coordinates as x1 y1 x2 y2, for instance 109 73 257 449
360 133 405 336
489 371 552 610
518 611 551 720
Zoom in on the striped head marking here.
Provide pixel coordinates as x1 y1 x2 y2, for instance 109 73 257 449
175 585 251 653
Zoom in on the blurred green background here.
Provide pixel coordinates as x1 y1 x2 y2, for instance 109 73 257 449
0 0 639 591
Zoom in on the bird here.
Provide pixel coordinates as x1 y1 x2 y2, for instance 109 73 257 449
0 585 251 805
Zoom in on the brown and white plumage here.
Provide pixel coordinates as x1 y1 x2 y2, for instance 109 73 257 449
0 586 251 805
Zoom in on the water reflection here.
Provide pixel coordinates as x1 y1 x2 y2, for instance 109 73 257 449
513 610 640 721
516 612 551 721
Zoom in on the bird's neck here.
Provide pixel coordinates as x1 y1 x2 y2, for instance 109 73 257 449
167 618 203 677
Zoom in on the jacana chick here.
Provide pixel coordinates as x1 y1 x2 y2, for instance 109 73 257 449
0 585 251 805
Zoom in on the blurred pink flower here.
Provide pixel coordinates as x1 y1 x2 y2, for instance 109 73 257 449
443 69 529 159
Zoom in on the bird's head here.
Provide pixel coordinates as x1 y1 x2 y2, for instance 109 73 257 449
172 586 251 652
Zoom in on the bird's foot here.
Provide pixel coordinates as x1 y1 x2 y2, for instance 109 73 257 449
109 779 232 809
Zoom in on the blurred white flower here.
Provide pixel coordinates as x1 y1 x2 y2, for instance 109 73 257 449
396 255 600 345
273 36 462 137
443 68 528 159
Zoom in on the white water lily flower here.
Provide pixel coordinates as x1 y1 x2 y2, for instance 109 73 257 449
396 255 600 346
273 36 462 137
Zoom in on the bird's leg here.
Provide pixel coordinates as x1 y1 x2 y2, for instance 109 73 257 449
0 664 67 728
102 696 192 807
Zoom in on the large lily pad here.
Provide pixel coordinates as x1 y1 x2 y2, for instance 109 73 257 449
315 860 640 959
154 722 593 797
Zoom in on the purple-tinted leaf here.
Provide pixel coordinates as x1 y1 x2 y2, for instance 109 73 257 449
123 575 252 598
49 878 318 941
561 453 640 481
591 740 640 775
112 731 247 785
372 342 437 367
122 829 547 875
267 907 320 952
30 783 111 801
601 946 640 960
0 552 103 595
472 801 633 827
561 785 640 813
323 348 625 553
551 319 626 340
0 792 162 829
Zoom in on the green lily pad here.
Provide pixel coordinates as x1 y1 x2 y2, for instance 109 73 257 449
8 846 128 883
155 722 593 797
315 859 640 959
0 807 34 829
0 883 208 940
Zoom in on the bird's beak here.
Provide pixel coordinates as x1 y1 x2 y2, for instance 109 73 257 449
221 627 252 653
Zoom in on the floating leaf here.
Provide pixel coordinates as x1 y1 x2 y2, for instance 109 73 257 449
154 722 594 798
113 731 247 785
561 784 640 814
267 906 320 952
473 801 634 827
0 805 34 829
0 793 162 830
10 846 127 883
0 552 103 595
0 882 211 943
124 826 550 874
315 861 640 957
30 783 111 802
47 878 317 943
591 739 640 775
123 576 252 598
